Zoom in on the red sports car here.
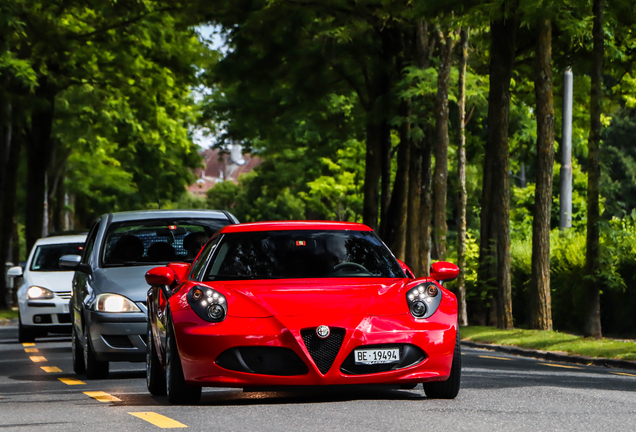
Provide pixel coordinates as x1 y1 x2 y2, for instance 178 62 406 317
145 221 460 404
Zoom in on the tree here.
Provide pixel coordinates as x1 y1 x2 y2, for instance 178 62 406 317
456 27 469 327
530 16 555 331
488 5 519 330
585 0 605 338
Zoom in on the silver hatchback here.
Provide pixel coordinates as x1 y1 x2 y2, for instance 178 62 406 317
60 210 238 379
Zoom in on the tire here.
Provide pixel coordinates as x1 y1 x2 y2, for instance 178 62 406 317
18 312 36 343
166 316 201 405
71 325 85 375
83 324 109 379
423 330 461 399
146 322 166 396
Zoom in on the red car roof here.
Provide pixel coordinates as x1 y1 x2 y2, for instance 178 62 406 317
220 221 373 233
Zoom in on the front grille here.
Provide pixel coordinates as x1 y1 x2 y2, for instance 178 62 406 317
301 328 345 374
56 291 72 300
101 335 134 349
340 344 426 375
216 347 308 376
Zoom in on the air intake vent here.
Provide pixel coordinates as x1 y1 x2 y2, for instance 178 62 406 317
101 335 134 349
216 347 308 376
301 328 345 374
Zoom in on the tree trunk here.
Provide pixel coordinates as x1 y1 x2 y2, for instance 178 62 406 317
585 0 605 339
405 137 422 274
363 120 382 231
456 28 469 327
419 132 433 276
25 87 56 253
384 100 410 259
489 11 519 330
432 28 456 261
379 31 393 239
530 18 554 331
0 94 10 309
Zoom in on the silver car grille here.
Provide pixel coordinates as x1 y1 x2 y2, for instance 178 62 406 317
56 291 72 300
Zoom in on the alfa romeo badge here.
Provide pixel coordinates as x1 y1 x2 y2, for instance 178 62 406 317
316 325 330 339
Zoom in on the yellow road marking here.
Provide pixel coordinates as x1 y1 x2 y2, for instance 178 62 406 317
129 412 188 429
612 372 636 377
22 343 35 347
29 356 46 362
539 363 581 369
479 355 513 361
41 366 62 373
24 348 39 353
58 377 85 385
84 391 121 402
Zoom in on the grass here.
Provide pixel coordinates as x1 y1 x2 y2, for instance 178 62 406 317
460 326 636 361
0 308 18 320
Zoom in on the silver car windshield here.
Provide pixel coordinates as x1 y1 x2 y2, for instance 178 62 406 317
101 218 230 267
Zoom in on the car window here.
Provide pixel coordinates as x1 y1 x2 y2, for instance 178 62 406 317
203 230 405 281
190 235 222 281
101 218 230 267
31 243 86 272
82 222 99 265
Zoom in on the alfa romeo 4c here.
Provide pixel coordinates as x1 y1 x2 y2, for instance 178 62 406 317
145 221 461 404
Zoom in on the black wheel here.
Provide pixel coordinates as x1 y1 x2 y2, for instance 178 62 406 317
423 330 461 399
166 316 201 405
146 322 166 396
71 325 85 374
83 324 109 379
18 312 36 343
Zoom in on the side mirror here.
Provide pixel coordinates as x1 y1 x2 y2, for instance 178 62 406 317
397 259 415 279
59 255 81 270
146 267 176 299
7 266 23 277
430 261 459 283
60 255 92 274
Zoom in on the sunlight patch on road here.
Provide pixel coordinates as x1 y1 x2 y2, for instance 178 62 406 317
612 372 636 377
41 366 62 373
29 356 47 362
129 412 188 428
58 377 85 385
539 363 581 369
84 391 121 402
479 355 513 361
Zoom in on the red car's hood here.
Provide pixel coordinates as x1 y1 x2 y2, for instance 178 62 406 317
209 278 410 318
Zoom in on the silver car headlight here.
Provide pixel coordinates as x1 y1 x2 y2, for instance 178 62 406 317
95 293 141 313
27 286 55 300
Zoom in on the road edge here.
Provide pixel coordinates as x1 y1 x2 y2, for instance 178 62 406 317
461 340 636 371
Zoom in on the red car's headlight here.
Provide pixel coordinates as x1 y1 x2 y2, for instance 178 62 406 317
406 283 442 319
187 286 227 323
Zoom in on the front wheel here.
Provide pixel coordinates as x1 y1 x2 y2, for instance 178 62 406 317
18 312 36 343
146 323 166 396
423 330 461 399
71 325 85 374
166 316 201 405
83 325 109 379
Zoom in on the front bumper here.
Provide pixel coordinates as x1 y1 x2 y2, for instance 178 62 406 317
86 309 147 362
19 296 72 332
174 311 457 388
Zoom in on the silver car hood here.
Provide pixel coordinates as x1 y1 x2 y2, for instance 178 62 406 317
92 265 159 302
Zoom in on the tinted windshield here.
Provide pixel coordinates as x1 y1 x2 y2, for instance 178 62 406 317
203 230 404 280
31 243 85 272
102 218 231 267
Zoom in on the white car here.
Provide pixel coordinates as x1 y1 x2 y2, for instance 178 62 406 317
8 234 87 342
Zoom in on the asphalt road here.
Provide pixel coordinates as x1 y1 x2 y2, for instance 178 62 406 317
1 326 635 432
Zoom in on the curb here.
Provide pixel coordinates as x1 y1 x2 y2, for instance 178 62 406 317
461 340 636 371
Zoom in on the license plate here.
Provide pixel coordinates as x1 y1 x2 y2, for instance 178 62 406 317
354 347 400 365
63 304 69 313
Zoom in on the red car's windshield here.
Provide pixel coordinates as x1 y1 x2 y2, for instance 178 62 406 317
203 230 405 280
